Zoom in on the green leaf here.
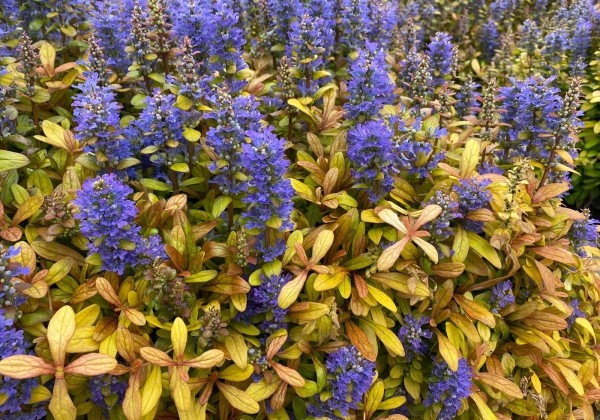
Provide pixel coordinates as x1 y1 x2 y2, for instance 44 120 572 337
140 178 172 192
170 162 190 173
363 319 405 357
212 196 232 219
466 231 502 269
0 150 30 172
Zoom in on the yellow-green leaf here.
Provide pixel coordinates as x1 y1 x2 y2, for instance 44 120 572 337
466 231 502 269
460 139 480 178
216 382 260 414
223 333 247 369
49 379 77 420
141 365 163 416
12 195 43 225
470 393 496 420
0 150 30 172
245 379 282 402
364 319 405 357
435 330 459 371
171 318 188 357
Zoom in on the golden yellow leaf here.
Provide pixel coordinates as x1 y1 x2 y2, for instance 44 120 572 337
49 378 77 420
435 330 459 371
223 333 247 369
216 382 260 414
48 305 76 367
171 317 188 357
186 349 225 369
141 365 163 416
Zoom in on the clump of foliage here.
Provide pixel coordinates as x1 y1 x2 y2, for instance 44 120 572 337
0 1 599 420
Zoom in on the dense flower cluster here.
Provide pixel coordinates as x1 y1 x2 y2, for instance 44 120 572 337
238 272 290 335
89 374 128 417
347 120 395 203
73 174 165 275
345 42 394 121
425 191 461 242
242 128 294 260
569 212 599 257
398 314 432 361
1 1 600 419
206 87 262 195
427 32 457 86
490 280 515 313
0 246 29 310
567 298 586 328
73 73 130 167
423 358 473 420
310 345 376 418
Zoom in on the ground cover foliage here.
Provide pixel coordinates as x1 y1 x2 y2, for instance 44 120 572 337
0 0 600 419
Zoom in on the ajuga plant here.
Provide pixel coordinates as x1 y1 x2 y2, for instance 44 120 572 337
1 1 600 420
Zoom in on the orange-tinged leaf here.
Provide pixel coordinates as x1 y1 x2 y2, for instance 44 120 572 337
346 320 376 362
431 262 465 278
435 330 459 371
95 277 121 307
377 237 409 271
186 349 225 369
49 378 76 420
216 382 260 414
0 355 55 378
288 302 330 321
124 308 146 326
474 372 523 399
266 330 288 360
532 246 576 265
140 347 174 367
48 305 76 367
522 311 567 331
30 241 85 264
64 353 118 376
12 195 44 225
271 362 305 387
123 373 142 420
414 204 442 229
377 208 408 234
454 295 496 328
171 317 188 357
532 183 570 203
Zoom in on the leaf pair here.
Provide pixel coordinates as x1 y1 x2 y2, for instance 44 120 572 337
376 205 442 271
0 306 117 420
